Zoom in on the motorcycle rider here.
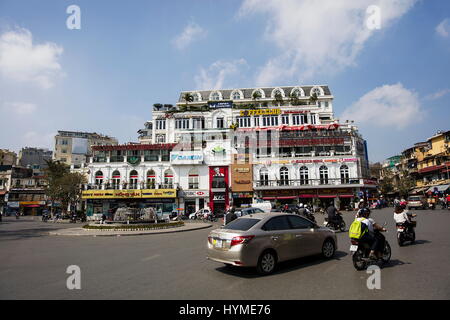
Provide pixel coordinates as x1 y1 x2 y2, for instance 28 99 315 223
326 203 340 226
393 205 415 233
356 208 387 260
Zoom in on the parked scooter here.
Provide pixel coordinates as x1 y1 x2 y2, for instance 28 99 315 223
15 212 20 219
70 213 77 223
324 212 346 232
350 225 391 270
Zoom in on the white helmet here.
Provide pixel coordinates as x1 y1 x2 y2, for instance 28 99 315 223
298 203 304 208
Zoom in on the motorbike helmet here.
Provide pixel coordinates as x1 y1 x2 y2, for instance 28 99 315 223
298 203 304 208
359 208 370 218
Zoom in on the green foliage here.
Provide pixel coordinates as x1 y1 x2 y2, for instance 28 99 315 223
82 221 184 231
44 160 87 213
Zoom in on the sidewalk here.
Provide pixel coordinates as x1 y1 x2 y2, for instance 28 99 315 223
48 221 213 237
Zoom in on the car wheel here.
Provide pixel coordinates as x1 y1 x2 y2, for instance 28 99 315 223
256 250 277 275
322 239 335 259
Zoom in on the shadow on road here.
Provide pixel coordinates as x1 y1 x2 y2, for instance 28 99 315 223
215 251 348 278
382 259 411 269
0 226 64 241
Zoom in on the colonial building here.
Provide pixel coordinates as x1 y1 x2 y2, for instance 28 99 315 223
82 85 375 219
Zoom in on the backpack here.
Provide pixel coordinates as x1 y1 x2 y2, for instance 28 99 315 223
348 218 368 239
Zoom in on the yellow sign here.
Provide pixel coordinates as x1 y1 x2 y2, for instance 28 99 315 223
82 189 177 199
239 109 281 117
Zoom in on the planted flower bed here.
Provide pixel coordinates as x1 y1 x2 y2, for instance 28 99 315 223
82 221 184 231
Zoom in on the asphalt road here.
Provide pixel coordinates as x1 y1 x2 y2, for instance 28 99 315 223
1 208 450 300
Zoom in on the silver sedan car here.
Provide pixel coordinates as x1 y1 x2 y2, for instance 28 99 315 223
207 213 337 275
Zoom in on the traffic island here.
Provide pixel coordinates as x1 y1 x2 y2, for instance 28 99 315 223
49 221 212 237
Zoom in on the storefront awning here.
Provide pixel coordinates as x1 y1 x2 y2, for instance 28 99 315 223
338 195 354 198
426 184 450 193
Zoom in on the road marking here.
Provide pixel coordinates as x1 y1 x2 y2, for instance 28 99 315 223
142 254 160 262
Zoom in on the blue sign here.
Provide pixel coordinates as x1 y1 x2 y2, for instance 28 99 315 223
208 101 233 109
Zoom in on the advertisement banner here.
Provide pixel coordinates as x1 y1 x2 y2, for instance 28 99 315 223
170 151 203 165
82 189 177 199
208 101 233 109
231 163 253 192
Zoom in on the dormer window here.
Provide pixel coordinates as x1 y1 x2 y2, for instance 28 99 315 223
210 91 222 101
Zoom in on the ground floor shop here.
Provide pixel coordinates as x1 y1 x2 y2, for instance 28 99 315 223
256 187 375 210
178 190 209 216
82 189 178 219
231 192 254 207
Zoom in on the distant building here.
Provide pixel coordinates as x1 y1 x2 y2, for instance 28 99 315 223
18 147 52 172
0 149 17 166
53 131 118 168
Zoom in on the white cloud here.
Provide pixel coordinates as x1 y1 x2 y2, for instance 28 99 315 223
436 18 450 38
1 101 37 115
424 88 450 100
340 83 423 129
0 28 63 89
172 22 207 50
238 0 417 85
194 59 248 90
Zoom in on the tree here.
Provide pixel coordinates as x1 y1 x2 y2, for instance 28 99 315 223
252 90 262 108
309 92 318 105
44 160 87 215
378 170 394 196
273 92 283 106
183 92 194 110
397 170 415 198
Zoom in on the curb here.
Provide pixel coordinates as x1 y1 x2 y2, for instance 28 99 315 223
48 223 212 237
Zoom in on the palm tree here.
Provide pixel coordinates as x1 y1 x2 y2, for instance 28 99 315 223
274 92 283 107
183 92 194 110
252 90 262 108
309 92 318 105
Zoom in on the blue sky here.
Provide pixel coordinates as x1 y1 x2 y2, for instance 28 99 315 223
0 0 449 162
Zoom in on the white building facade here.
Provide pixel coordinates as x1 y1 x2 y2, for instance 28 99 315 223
83 85 375 218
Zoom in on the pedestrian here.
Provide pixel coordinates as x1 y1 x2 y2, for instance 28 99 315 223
101 213 107 224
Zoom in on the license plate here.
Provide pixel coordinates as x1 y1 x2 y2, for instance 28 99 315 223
397 228 404 232
214 239 223 248
349 245 358 252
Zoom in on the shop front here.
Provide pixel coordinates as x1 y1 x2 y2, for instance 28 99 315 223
179 190 209 216
230 158 253 208
209 166 229 215
82 189 177 219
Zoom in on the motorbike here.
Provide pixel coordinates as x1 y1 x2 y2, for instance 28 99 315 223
15 212 20 219
396 220 416 246
324 213 346 232
42 213 50 222
350 226 391 270
299 210 316 223
202 211 218 223
70 214 77 223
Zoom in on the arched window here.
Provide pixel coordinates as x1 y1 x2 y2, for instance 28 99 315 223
209 91 222 101
95 171 103 187
129 170 138 189
188 168 199 189
290 87 305 98
271 87 285 99
319 165 329 185
164 169 174 188
252 88 265 99
311 86 323 97
147 170 156 189
231 90 243 100
260 167 269 186
299 166 309 185
192 92 202 102
340 165 350 184
111 170 121 189
279 167 289 186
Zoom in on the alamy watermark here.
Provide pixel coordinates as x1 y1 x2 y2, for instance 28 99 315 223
366 265 381 290
66 265 81 290
66 5 81 30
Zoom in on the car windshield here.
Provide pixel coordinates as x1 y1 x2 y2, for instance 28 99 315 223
408 197 420 201
223 218 261 231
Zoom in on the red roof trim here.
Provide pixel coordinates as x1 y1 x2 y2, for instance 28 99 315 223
92 143 178 151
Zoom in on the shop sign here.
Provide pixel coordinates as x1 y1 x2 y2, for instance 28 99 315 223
208 101 233 109
20 201 45 205
170 151 203 164
183 190 209 198
239 109 281 117
127 156 141 166
7 201 20 208
213 194 225 201
82 189 177 199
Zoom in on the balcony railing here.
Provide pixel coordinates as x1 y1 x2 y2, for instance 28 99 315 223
83 183 178 191
254 178 363 188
